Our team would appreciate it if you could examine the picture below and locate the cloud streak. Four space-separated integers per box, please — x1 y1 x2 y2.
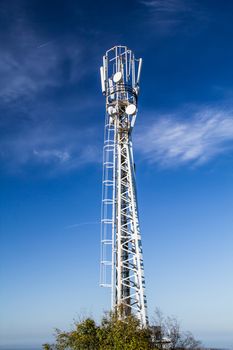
135 107 233 167
0 117 101 175
65 221 100 229
0 34 85 104
140 0 191 12
139 0 206 34
0 7 102 176
0 2 90 106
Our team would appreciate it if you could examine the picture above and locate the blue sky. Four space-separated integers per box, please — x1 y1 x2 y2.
0 0 233 348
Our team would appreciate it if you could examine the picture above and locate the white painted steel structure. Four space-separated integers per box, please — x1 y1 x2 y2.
100 46 148 327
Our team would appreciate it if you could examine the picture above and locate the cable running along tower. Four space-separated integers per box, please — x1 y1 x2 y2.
100 46 148 326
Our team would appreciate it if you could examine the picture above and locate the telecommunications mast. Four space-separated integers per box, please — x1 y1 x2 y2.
100 46 148 326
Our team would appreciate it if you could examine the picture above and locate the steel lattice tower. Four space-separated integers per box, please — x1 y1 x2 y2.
100 46 148 326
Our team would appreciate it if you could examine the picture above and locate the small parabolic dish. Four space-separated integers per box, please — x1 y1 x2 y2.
107 106 116 115
113 71 122 83
126 104 137 115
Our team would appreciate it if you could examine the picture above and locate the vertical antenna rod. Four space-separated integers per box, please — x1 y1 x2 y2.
100 45 148 326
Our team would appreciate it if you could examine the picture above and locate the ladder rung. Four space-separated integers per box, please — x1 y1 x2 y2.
100 283 112 288
101 260 112 265
103 199 113 203
101 219 113 223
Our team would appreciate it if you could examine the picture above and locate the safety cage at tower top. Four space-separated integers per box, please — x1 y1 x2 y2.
100 46 142 116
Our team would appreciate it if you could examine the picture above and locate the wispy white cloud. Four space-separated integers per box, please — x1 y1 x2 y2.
0 5 88 105
0 8 101 175
0 114 101 174
33 149 71 163
135 107 233 167
0 36 85 103
0 49 58 103
140 0 190 13
139 0 206 34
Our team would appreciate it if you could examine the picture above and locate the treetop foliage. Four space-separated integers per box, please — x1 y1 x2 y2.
43 309 202 350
